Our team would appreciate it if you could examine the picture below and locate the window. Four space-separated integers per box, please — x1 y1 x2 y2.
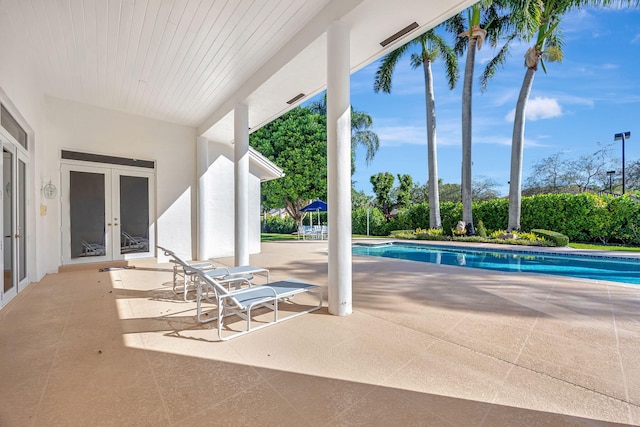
1 105 27 149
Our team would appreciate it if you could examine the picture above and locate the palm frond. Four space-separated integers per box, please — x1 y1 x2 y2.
442 14 466 55
410 53 424 69
430 32 459 90
351 131 380 164
373 42 411 93
480 34 515 91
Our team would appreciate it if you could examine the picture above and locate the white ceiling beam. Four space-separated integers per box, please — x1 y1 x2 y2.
196 0 364 137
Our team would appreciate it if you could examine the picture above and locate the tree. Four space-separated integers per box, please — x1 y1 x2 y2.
506 0 638 230
373 27 459 229
626 160 640 192
439 183 462 203
523 145 618 195
250 107 327 225
566 144 615 192
524 152 570 194
472 177 501 201
396 174 414 209
352 189 374 209
447 0 514 232
409 182 429 204
351 109 380 165
370 172 395 218
308 94 380 169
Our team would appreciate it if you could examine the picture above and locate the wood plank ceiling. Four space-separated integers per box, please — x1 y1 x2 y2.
1 0 478 140
7 0 329 126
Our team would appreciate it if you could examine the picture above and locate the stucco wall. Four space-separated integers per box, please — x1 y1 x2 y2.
205 142 261 259
43 97 198 272
0 27 47 281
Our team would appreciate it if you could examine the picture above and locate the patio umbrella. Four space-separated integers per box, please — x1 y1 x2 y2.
300 200 327 226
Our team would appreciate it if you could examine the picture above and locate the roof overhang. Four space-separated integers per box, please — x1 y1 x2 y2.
0 0 477 143
199 0 477 144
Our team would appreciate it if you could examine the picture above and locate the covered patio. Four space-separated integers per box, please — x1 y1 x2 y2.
1 241 638 425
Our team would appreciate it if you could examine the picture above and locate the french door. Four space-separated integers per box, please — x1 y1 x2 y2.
1 144 28 305
61 164 155 265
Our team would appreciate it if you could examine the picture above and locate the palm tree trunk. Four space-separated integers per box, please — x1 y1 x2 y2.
508 67 536 231
423 59 441 228
461 37 476 226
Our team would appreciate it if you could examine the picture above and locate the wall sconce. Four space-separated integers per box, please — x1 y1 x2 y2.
42 178 57 199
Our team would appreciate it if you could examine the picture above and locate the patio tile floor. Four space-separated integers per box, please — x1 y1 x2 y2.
0 240 638 426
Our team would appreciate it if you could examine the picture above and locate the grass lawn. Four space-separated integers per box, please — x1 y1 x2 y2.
261 233 298 241
568 242 640 252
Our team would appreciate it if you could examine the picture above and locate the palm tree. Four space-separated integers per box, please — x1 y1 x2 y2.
506 0 639 230
351 109 379 165
308 95 380 167
447 0 514 232
373 28 458 229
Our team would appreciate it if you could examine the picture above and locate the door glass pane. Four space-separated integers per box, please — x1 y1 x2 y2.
70 171 105 258
3 149 13 293
18 159 26 281
119 175 149 254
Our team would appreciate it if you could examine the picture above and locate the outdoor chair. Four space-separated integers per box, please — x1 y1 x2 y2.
192 268 322 340
157 246 270 301
121 231 149 252
298 225 318 240
81 240 106 257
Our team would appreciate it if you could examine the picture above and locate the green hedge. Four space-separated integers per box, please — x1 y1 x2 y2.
531 229 569 246
352 193 640 245
263 215 297 234
352 207 388 236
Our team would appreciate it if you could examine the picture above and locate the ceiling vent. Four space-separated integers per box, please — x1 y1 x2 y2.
380 22 419 47
286 93 306 105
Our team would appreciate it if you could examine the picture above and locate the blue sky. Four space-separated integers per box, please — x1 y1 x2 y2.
307 6 640 197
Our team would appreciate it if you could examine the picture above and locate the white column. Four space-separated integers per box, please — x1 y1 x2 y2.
234 104 250 266
327 21 352 316
196 136 210 260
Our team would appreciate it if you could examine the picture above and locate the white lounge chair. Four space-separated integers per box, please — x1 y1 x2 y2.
157 246 270 301
192 269 322 340
81 240 106 257
121 231 149 252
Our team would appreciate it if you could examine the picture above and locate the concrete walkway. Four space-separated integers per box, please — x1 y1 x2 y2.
0 240 638 426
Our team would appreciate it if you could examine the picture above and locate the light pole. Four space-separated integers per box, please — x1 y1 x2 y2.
614 131 631 194
606 170 615 194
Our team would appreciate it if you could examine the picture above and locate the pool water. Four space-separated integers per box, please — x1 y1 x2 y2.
352 242 640 285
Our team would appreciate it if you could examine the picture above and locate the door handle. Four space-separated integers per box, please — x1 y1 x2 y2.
14 234 21 238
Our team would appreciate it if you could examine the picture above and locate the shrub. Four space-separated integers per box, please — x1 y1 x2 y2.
263 215 296 234
473 199 508 231
475 220 487 238
389 229 416 239
531 229 569 246
606 195 640 245
400 203 430 230
352 207 388 236
349 192 640 244
441 215 455 237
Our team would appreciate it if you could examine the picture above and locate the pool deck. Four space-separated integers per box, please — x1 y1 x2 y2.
1 239 639 426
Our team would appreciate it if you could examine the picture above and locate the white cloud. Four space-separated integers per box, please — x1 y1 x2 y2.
504 97 563 122
632 33 640 44
376 125 426 147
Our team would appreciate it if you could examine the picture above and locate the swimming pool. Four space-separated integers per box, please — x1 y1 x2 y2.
352 242 640 285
